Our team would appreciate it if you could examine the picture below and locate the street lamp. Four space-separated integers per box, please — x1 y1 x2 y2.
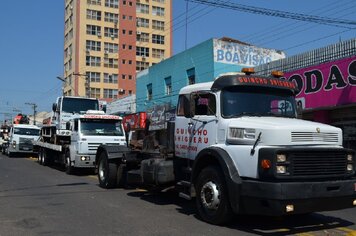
56 76 65 95
73 72 90 98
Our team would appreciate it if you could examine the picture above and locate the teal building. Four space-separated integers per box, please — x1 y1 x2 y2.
136 37 285 113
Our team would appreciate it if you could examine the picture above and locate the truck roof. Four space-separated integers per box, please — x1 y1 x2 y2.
179 73 298 95
12 124 40 129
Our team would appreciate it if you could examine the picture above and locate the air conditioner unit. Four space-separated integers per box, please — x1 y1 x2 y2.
142 56 146 61
104 50 109 54
137 31 141 35
110 34 115 39
118 88 124 93
97 32 101 37
86 49 90 54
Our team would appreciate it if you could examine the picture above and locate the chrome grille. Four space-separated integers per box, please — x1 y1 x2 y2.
290 151 347 177
291 132 338 143
88 143 119 151
19 137 33 151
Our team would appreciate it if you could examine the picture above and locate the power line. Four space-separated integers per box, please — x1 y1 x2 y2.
186 0 356 27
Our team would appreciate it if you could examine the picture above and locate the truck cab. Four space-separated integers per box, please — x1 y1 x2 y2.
6 124 40 157
51 96 100 138
174 71 355 223
59 110 126 174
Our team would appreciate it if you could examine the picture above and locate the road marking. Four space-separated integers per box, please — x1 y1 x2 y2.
88 175 97 179
296 233 314 236
338 227 356 235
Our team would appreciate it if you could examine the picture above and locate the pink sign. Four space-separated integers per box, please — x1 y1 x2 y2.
283 56 356 109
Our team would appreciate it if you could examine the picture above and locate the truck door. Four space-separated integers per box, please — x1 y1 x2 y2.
188 92 217 160
174 92 217 160
69 119 79 158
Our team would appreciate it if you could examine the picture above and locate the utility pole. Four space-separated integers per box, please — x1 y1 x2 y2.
73 73 90 98
25 102 37 125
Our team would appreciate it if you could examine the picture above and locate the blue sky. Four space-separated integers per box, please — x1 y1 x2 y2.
0 0 355 121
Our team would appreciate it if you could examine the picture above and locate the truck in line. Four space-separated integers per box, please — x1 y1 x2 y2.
5 124 40 157
95 69 356 225
33 96 126 174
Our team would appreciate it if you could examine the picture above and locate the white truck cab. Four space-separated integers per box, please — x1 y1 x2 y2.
66 111 126 171
7 124 40 157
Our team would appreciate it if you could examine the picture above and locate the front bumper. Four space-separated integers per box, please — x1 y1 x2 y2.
73 154 96 168
237 179 356 215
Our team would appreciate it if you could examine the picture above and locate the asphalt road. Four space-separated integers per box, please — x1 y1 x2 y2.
0 153 356 236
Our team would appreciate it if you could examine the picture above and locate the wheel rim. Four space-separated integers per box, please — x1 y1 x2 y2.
66 157 71 168
98 158 106 182
200 181 220 210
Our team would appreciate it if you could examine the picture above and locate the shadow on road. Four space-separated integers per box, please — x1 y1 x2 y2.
127 189 354 235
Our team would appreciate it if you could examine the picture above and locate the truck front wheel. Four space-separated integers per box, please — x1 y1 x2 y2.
98 152 117 189
65 150 75 175
195 166 233 225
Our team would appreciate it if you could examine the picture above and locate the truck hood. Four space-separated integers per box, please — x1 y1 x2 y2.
228 117 342 146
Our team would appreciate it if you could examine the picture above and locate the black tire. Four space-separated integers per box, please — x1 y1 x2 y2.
8 151 13 157
42 149 49 166
38 148 43 164
195 166 233 225
98 152 118 189
65 149 75 175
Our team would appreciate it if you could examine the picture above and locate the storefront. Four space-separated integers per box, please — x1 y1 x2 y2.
283 56 356 150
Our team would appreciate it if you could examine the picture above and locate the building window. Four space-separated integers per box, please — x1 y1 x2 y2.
86 40 101 51
152 48 164 59
136 3 149 14
147 83 152 101
152 20 164 31
104 89 118 99
152 34 165 44
87 0 101 5
122 74 126 80
104 58 118 68
153 0 165 3
104 73 118 83
86 56 101 67
86 25 101 36
152 6 165 16
165 77 172 95
104 12 119 23
137 32 149 42
86 9 101 21
105 0 118 8
90 88 101 99
104 42 118 53
187 68 196 85
136 47 149 57
136 17 149 28
104 27 118 38
136 61 149 71
86 72 101 82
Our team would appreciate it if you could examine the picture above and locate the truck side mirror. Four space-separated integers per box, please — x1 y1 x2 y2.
52 103 57 112
66 122 71 130
296 101 303 119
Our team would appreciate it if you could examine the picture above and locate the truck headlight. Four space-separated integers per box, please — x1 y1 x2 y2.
347 154 353 162
347 153 354 173
276 154 287 163
227 128 256 144
347 164 353 171
276 165 287 174
276 153 290 175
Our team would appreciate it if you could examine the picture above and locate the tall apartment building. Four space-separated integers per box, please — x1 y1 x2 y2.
63 0 172 101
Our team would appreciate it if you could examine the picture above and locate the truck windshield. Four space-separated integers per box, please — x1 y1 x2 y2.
80 119 124 136
221 86 297 118
62 97 99 113
14 128 40 136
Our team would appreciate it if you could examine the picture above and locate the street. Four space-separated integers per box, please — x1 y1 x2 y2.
0 153 355 236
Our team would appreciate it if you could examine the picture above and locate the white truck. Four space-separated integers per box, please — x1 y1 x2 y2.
95 69 356 225
34 96 126 174
6 124 40 157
